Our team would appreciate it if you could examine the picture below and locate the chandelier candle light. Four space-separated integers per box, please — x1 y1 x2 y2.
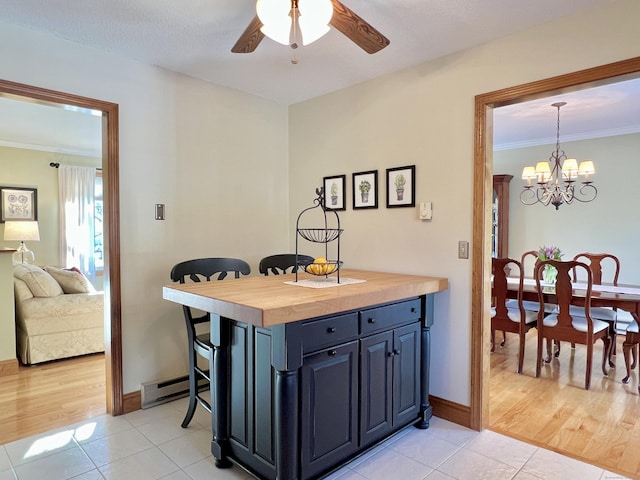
520 102 597 210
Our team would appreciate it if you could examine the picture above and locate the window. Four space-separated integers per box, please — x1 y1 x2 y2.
94 172 103 271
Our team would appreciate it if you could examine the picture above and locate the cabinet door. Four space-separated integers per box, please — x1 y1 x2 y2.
392 322 421 427
300 341 358 479
359 330 393 446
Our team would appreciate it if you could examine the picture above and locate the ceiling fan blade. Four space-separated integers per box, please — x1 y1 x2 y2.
231 15 265 53
329 0 390 54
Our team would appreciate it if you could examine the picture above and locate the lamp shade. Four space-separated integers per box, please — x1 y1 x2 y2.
298 0 333 45
257 0 333 46
578 160 595 175
535 161 551 182
257 0 292 45
4 221 40 241
561 158 578 180
521 166 536 180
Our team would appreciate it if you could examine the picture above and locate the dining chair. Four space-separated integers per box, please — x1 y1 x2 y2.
519 250 558 313
170 257 251 428
258 253 314 275
571 252 624 359
491 257 538 374
501 250 555 349
534 259 611 390
622 318 639 393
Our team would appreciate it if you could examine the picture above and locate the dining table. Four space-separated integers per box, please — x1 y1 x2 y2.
506 276 640 383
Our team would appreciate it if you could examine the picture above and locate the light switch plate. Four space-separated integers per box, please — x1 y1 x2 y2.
458 241 469 259
155 204 165 220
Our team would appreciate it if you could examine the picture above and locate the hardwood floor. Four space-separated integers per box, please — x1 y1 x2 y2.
490 330 640 479
0 353 106 445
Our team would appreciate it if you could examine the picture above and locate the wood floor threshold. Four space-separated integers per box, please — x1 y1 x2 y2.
488 425 630 479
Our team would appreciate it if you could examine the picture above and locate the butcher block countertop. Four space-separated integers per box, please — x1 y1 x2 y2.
163 268 448 327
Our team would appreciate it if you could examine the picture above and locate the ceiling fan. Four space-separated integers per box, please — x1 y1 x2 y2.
231 0 390 54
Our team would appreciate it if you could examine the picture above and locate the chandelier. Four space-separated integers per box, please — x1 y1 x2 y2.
520 102 597 210
256 0 333 48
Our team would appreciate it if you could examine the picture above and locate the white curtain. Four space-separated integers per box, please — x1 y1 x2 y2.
58 165 96 283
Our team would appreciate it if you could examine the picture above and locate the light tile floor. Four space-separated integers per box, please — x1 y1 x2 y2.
0 397 631 480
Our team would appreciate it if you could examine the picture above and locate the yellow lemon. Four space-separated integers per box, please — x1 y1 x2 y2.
314 257 328 275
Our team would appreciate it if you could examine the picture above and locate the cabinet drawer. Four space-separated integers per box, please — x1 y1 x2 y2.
360 298 422 335
302 313 359 353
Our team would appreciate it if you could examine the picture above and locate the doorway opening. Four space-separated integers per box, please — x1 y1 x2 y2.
0 79 123 418
470 57 640 474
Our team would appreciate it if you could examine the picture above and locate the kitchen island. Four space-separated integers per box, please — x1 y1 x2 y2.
163 269 448 480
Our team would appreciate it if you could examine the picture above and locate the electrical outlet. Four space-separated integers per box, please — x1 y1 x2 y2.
458 241 469 259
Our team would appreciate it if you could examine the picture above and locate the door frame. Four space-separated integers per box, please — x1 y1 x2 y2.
0 79 123 415
470 56 640 430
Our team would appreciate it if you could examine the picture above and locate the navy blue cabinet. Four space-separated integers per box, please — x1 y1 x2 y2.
215 296 432 480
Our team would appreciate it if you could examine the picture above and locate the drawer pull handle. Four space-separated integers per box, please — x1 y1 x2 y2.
411 307 416 313
388 349 400 357
368 318 375 324
327 327 336 333
328 350 337 356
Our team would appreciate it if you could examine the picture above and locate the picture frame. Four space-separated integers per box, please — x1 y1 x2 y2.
323 174 346 211
386 165 415 208
352 170 378 210
1 186 38 222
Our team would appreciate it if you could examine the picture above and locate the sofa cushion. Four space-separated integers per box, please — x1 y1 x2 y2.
13 264 63 298
13 278 34 302
44 266 96 294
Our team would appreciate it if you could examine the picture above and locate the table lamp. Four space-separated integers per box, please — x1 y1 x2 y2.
4 220 40 264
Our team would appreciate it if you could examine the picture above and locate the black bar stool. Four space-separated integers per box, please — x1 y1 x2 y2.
170 257 250 428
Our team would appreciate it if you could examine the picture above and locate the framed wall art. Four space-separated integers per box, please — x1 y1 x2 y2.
1 186 38 222
352 170 378 210
323 174 346 211
386 165 415 208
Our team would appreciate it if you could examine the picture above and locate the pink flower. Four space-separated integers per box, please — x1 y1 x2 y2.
538 245 562 261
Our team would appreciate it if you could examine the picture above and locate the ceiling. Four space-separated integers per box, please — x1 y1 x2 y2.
0 0 618 105
1 0 639 156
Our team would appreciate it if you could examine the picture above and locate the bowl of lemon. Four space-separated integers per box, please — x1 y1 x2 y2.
305 257 340 276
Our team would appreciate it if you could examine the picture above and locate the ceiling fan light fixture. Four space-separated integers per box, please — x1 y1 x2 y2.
298 0 333 45
256 0 333 47
257 0 292 45
299 19 330 46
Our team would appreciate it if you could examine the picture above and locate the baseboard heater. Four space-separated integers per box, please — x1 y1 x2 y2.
141 374 209 409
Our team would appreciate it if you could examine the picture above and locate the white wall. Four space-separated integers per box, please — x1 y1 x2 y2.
0 23 290 392
2 0 639 407
288 0 640 406
494 133 640 284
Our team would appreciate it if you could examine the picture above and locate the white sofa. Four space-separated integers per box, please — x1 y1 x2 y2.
13 264 104 365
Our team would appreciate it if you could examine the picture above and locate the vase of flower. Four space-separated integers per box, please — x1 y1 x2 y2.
538 245 562 285
542 265 557 285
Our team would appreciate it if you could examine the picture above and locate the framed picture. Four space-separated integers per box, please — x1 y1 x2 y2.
352 170 378 210
323 174 346 211
386 165 415 208
1 186 38 222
